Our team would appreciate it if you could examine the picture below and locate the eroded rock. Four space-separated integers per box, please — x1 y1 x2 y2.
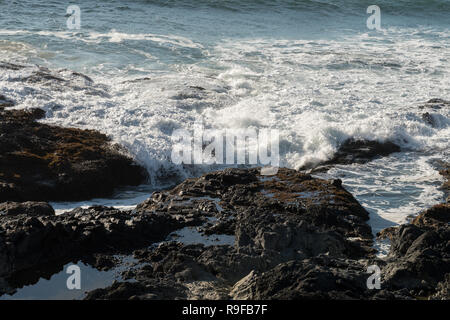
380 203 450 298
2 167 448 300
419 98 450 127
84 168 380 300
0 108 147 201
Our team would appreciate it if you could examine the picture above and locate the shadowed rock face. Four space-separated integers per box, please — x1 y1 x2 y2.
0 168 377 298
0 95 15 108
0 201 54 217
379 203 450 299
0 205 207 295
377 165 450 300
0 107 147 202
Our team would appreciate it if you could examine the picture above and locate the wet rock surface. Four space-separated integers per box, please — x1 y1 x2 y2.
379 203 449 298
0 94 15 108
323 138 400 166
0 201 55 217
419 98 450 128
439 163 449 203
79 168 444 300
0 167 448 299
377 163 450 299
301 138 400 172
0 107 147 202
0 204 207 295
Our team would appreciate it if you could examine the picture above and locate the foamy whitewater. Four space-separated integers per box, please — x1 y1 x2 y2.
0 1 449 250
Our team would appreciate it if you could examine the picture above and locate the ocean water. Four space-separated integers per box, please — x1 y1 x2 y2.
0 0 449 237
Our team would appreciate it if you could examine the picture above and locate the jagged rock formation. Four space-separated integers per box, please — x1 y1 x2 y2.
0 107 147 202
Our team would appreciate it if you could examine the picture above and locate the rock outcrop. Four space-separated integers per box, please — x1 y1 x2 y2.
0 201 55 217
440 163 449 203
0 167 448 299
0 204 207 295
377 161 450 299
379 203 449 298
0 94 15 108
0 107 147 202
324 139 400 166
301 138 400 172
79 168 402 300
419 98 450 128
0 168 377 298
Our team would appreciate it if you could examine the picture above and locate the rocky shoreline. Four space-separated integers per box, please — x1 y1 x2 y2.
0 165 448 299
0 107 147 201
0 93 448 299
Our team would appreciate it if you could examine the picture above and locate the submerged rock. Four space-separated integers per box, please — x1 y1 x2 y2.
0 108 147 202
0 62 26 71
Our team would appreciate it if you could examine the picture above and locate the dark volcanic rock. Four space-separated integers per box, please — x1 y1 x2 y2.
84 168 381 300
0 201 54 217
378 162 450 299
2 167 447 300
84 168 450 300
419 98 450 127
0 108 147 202
301 138 400 172
439 163 449 203
230 258 373 300
418 98 450 111
380 203 450 298
0 95 15 108
86 279 188 300
138 167 373 250
0 204 206 294
324 138 400 166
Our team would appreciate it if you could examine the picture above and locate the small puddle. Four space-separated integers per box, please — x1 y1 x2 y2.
167 227 235 246
0 255 138 300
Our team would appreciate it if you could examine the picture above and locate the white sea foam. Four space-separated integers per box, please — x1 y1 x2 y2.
0 29 204 49
0 28 448 232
